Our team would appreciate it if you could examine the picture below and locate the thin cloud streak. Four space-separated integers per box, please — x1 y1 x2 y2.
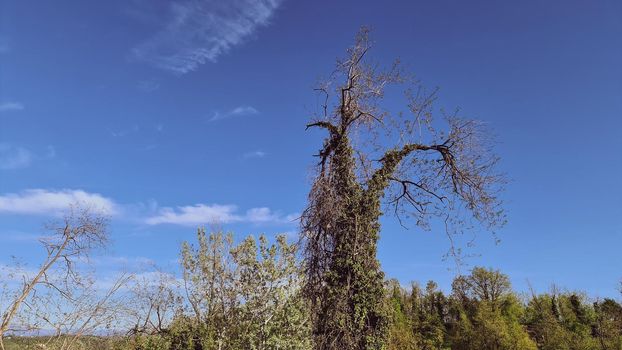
137 79 160 92
110 125 140 137
0 144 57 170
0 189 119 216
145 203 297 226
243 150 266 158
210 105 259 122
0 144 32 170
132 0 284 74
0 102 24 112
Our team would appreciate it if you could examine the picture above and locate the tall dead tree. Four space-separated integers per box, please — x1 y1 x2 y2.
301 28 505 350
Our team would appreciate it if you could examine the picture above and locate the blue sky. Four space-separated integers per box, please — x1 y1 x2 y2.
1 0 621 297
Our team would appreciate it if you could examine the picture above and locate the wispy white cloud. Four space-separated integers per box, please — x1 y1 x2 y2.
137 79 160 92
0 102 24 112
0 144 32 170
131 0 284 74
245 207 283 223
243 150 266 158
145 204 238 225
110 125 140 137
210 105 258 122
0 189 119 216
230 106 259 116
140 144 158 152
145 203 296 226
0 144 57 170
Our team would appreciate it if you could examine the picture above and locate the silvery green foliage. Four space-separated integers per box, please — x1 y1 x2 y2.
180 229 311 350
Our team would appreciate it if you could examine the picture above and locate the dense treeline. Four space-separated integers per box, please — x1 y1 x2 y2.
386 268 622 350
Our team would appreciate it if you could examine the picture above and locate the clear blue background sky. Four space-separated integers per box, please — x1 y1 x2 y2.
1 0 621 297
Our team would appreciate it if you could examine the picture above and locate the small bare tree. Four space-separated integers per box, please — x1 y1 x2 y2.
128 269 181 335
301 28 505 350
30 271 131 350
0 204 111 350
